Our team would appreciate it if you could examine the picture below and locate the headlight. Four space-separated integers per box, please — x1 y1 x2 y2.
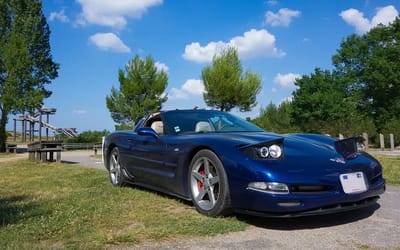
258 145 282 159
268 144 282 158
259 146 269 158
241 139 284 160
356 141 365 152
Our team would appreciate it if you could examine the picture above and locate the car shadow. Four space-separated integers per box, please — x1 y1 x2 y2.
235 203 380 230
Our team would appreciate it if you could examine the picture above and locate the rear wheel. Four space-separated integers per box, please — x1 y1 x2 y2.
189 149 231 217
108 147 125 186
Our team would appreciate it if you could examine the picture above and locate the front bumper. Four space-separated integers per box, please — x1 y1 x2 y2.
233 180 385 218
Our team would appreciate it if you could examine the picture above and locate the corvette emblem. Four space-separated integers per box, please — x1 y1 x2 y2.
330 157 346 164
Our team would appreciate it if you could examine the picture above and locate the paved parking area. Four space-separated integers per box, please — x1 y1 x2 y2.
61 150 105 169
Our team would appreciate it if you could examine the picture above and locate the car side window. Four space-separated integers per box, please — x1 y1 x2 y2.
150 121 164 135
141 113 164 135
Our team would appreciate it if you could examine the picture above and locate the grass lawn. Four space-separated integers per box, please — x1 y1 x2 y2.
374 154 400 185
0 160 246 249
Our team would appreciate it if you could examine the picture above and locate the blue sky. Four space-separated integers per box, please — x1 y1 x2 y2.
10 0 400 133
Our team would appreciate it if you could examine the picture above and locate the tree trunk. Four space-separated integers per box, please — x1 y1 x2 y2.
0 110 8 152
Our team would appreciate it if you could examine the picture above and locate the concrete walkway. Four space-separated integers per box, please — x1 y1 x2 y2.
61 150 105 170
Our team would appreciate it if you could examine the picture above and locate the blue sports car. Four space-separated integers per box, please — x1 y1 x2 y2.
103 109 385 217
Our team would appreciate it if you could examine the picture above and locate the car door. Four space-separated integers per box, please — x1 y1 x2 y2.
123 132 166 181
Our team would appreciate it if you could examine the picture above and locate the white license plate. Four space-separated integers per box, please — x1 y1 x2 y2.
340 172 368 194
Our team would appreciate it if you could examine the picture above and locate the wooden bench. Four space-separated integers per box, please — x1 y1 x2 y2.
6 144 17 153
28 141 63 163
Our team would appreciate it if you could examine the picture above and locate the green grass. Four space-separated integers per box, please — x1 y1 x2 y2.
374 154 400 185
0 153 13 158
0 160 246 249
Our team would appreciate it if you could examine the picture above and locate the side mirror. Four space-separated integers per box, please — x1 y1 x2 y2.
137 127 160 139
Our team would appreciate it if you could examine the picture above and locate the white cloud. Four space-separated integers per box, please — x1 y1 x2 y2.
169 79 204 100
76 0 163 29
49 10 69 23
273 73 301 89
89 33 131 53
265 8 301 27
183 29 285 63
340 5 398 34
155 62 169 74
182 41 226 63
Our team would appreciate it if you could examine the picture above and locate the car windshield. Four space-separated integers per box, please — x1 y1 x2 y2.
162 110 263 135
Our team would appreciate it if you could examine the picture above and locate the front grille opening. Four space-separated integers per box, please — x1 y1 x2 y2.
291 185 332 194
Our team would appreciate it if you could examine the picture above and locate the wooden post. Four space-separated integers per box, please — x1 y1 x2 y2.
46 113 49 140
13 118 16 142
390 134 395 151
39 112 42 142
22 118 26 142
362 132 369 151
379 133 385 150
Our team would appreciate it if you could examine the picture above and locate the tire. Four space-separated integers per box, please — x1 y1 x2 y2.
108 147 125 186
189 149 231 217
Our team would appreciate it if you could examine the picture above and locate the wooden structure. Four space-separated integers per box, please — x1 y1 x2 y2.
13 107 77 142
28 140 63 163
6 143 17 153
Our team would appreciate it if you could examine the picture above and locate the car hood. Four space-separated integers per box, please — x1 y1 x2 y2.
209 132 336 153
204 132 365 164
206 132 380 184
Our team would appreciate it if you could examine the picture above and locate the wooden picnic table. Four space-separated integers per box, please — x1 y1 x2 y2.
28 140 63 163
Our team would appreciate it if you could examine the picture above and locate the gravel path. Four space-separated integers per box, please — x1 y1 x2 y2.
45 151 400 249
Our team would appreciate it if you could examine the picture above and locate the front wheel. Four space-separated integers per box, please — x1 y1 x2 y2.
108 147 125 186
189 149 231 217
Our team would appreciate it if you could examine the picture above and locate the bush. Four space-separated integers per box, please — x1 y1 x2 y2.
65 130 110 143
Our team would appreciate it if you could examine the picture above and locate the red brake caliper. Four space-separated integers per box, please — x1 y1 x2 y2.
197 170 205 190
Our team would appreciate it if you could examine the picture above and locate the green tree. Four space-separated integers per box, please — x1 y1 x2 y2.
332 17 400 131
106 55 168 130
253 101 298 133
290 68 373 136
0 0 59 151
201 47 262 112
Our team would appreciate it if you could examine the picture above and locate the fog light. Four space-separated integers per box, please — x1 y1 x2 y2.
248 182 289 194
278 201 301 207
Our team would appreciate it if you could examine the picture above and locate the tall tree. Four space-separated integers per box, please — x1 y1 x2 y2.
0 0 59 151
290 68 375 136
201 47 261 112
332 17 400 131
106 55 168 130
